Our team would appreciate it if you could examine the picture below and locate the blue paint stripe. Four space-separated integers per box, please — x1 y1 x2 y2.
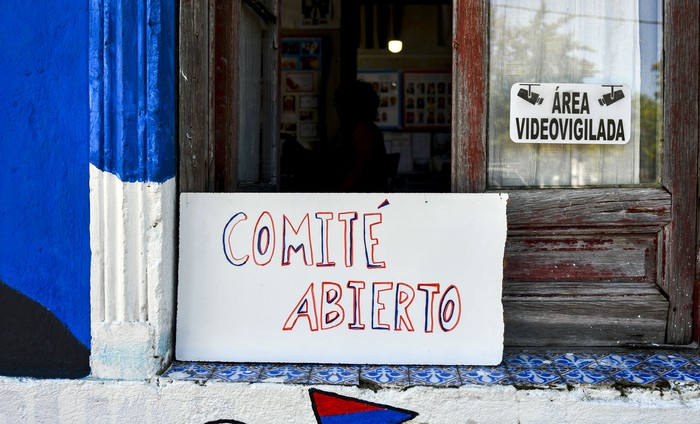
319 409 416 424
89 0 176 183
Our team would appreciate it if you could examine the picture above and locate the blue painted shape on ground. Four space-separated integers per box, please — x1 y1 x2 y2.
318 409 416 424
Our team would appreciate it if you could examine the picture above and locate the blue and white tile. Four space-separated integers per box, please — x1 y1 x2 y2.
645 354 689 369
361 366 409 386
635 362 671 376
310 365 360 385
510 368 563 386
688 353 700 367
662 364 700 383
504 353 551 368
612 368 659 385
209 363 264 383
161 361 213 381
409 366 461 386
560 368 611 385
459 366 511 385
260 364 312 384
596 354 642 369
551 353 597 369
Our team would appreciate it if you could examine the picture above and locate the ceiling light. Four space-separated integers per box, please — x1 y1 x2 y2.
388 39 403 54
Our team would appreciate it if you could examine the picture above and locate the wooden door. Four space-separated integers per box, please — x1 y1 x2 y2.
453 0 698 346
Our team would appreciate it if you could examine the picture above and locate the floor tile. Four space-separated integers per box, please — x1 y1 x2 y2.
409 366 461 386
662 365 700 383
596 354 642 369
560 368 611 385
645 354 689 369
309 365 359 385
551 353 597 369
504 353 550 368
611 368 659 385
459 366 511 385
360 365 409 386
209 363 264 383
159 351 700 389
510 368 562 386
259 364 312 384
161 361 213 381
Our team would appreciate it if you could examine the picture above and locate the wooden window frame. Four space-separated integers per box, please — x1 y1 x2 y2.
179 0 279 193
452 0 699 344
179 0 698 345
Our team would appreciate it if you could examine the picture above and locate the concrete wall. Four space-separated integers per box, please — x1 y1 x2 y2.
1 378 699 424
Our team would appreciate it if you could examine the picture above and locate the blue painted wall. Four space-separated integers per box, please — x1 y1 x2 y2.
0 0 91 355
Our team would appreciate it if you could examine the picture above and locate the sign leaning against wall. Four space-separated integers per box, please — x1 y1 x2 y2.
176 193 508 365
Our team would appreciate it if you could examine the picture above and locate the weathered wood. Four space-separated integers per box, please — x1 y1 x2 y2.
504 282 668 346
213 0 237 192
505 188 671 231
505 235 657 283
663 1 699 344
179 0 213 192
451 0 487 193
453 1 697 346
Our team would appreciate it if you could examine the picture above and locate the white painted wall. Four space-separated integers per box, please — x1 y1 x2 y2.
1 378 699 423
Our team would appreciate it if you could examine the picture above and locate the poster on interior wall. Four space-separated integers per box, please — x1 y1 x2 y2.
281 0 341 29
301 0 332 27
176 192 507 365
358 70 401 129
403 71 452 129
281 38 323 148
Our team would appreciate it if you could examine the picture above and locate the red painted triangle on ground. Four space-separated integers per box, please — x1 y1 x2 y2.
310 389 385 416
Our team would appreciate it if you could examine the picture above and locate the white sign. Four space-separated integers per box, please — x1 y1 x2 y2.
176 193 507 365
510 83 631 144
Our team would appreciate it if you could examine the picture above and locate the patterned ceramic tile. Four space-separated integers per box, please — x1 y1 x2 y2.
309 365 360 385
612 368 659 385
663 365 700 383
688 353 700 367
635 362 671 376
510 368 562 386
161 361 213 381
259 364 312 384
209 363 264 383
459 366 511 385
504 353 550 368
551 353 597 369
409 366 461 386
645 354 689 369
160 351 700 388
596 354 642 369
560 368 611 385
360 366 409 386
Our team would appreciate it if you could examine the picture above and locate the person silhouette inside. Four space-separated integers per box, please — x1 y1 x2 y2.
327 80 388 192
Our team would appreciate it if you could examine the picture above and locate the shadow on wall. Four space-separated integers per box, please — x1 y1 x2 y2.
0 281 89 378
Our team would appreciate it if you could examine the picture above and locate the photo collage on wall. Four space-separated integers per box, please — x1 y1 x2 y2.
281 38 322 148
357 71 401 130
356 70 452 176
403 71 452 129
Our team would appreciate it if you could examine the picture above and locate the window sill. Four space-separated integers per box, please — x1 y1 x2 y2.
160 349 700 389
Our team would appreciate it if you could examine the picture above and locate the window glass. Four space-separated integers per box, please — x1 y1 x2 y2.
488 0 662 187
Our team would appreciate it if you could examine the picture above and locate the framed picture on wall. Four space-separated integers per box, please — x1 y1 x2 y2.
403 71 451 130
281 38 323 147
357 70 402 130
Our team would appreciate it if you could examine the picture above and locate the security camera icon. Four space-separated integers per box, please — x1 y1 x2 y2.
517 84 544 105
599 85 625 106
